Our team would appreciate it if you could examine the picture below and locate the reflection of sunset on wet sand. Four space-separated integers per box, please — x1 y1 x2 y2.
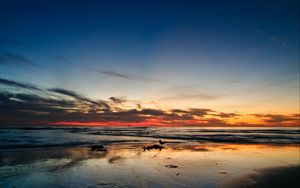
0 126 299 187
1 141 299 188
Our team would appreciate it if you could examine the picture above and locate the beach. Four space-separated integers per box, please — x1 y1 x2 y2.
0 127 299 188
220 165 300 188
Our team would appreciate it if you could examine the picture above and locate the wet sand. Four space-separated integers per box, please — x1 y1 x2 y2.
220 165 300 188
0 142 299 188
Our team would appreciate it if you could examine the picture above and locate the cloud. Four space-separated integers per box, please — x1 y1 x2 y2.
139 108 166 116
109 97 127 104
49 88 89 101
216 8 297 52
48 88 111 111
213 112 240 118
0 80 237 126
99 70 130 79
0 77 40 90
0 52 38 67
0 78 298 127
171 109 189 113
56 56 72 63
0 92 75 123
0 79 112 124
171 108 212 116
98 69 159 82
0 84 209 125
163 93 221 101
202 118 228 126
255 29 296 51
188 108 213 116
251 114 300 125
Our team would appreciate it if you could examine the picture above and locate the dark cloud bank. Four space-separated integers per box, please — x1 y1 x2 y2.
0 77 299 126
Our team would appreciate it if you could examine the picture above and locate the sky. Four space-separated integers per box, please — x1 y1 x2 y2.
0 0 299 126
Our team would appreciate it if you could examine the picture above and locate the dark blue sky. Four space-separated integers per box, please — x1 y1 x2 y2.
0 0 299 115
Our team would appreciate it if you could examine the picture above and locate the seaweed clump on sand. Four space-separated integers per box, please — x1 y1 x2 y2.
143 144 164 151
165 165 178 168
90 145 107 152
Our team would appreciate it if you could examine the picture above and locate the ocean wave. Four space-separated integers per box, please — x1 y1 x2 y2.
0 126 299 149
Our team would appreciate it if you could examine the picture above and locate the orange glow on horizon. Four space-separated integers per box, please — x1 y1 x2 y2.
50 119 300 127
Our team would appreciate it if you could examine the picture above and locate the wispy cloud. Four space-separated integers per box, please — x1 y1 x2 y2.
99 70 130 79
251 114 300 124
109 97 127 104
56 56 73 64
216 8 297 52
163 93 221 101
0 52 38 67
49 88 90 102
0 77 40 90
48 88 111 111
98 69 159 82
213 112 240 118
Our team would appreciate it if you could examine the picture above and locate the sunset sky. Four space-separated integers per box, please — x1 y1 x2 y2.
0 0 299 126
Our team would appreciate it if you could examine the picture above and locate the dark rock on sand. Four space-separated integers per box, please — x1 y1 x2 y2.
165 164 178 168
90 145 107 152
159 139 166 145
143 144 164 151
219 171 228 174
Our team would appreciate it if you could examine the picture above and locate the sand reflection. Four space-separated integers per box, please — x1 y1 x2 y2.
0 143 299 188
